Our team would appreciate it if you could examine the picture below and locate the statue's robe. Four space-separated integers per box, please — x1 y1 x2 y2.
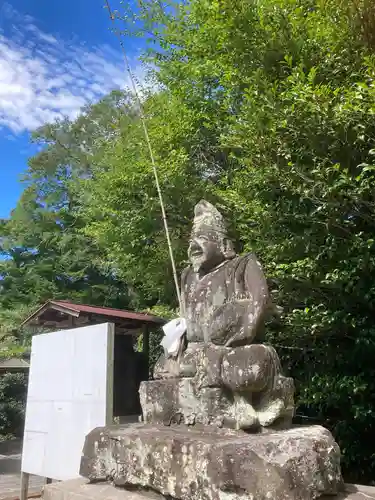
155 253 294 429
181 253 269 347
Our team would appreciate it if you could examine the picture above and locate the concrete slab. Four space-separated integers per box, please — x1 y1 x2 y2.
43 480 161 500
325 484 375 499
44 479 375 500
0 473 44 500
0 439 44 500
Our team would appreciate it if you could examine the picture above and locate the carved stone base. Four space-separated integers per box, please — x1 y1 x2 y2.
139 378 233 427
80 423 343 500
139 378 293 430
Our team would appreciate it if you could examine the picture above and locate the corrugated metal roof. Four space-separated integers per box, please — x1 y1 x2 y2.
0 358 29 370
21 300 166 327
52 301 166 324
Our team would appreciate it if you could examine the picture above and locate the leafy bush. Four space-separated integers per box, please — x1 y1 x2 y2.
0 372 28 439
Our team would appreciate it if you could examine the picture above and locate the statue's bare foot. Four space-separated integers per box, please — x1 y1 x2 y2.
257 399 285 427
154 355 181 379
233 394 259 430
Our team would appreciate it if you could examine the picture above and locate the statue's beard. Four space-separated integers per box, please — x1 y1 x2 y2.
192 258 204 273
191 253 225 275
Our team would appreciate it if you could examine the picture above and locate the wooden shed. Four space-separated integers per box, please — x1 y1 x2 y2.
21 300 166 420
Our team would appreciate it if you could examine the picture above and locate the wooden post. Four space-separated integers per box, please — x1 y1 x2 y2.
20 472 30 500
143 325 150 379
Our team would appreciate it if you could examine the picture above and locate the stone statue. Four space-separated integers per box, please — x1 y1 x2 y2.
80 200 344 500
148 200 294 430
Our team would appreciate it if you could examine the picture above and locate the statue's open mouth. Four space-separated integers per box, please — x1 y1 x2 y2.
190 249 203 257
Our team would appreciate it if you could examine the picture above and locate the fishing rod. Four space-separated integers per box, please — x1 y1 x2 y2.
104 0 181 309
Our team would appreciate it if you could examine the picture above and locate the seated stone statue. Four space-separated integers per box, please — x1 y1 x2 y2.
81 200 343 500
146 200 294 431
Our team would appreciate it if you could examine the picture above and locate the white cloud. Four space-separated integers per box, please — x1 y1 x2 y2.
0 3 145 134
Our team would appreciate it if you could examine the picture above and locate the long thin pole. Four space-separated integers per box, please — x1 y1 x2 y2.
104 0 181 309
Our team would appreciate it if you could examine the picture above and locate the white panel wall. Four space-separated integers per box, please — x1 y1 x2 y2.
21 323 114 481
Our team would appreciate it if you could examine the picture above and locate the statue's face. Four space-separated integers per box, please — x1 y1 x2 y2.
188 231 225 274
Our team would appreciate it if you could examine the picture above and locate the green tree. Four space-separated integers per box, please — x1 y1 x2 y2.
2 0 375 482
0 93 137 440
106 0 375 481
80 90 218 308
0 92 135 349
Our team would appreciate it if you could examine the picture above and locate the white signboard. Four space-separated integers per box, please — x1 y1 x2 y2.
21 323 114 481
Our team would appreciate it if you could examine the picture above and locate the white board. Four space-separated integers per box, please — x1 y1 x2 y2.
21 323 114 481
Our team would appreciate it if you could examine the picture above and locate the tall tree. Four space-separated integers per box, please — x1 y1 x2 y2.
2 0 375 482
80 90 220 308
0 92 134 323
86 0 375 481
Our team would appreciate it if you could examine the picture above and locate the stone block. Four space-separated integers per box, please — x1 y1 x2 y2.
80 423 343 500
139 379 179 424
42 479 375 500
140 378 232 426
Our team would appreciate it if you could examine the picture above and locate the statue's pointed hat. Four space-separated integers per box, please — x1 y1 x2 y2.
192 200 228 236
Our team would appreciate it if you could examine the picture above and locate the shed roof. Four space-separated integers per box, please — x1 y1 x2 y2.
21 300 166 332
0 358 30 370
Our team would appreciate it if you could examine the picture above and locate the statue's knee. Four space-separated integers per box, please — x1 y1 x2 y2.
221 345 271 392
193 344 226 389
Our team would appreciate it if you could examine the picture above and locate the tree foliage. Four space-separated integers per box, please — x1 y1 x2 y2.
0 94 132 318
0 373 28 440
116 0 375 481
1 0 375 483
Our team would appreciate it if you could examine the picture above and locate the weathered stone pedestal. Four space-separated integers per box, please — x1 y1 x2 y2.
80 423 343 500
60 201 350 500
139 376 295 430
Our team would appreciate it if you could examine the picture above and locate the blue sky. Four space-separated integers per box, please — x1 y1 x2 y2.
0 0 143 218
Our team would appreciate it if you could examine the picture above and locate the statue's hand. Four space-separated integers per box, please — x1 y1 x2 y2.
209 300 253 346
178 343 198 377
153 353 181 379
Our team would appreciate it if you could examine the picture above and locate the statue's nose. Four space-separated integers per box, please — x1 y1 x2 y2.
189 241 197 252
